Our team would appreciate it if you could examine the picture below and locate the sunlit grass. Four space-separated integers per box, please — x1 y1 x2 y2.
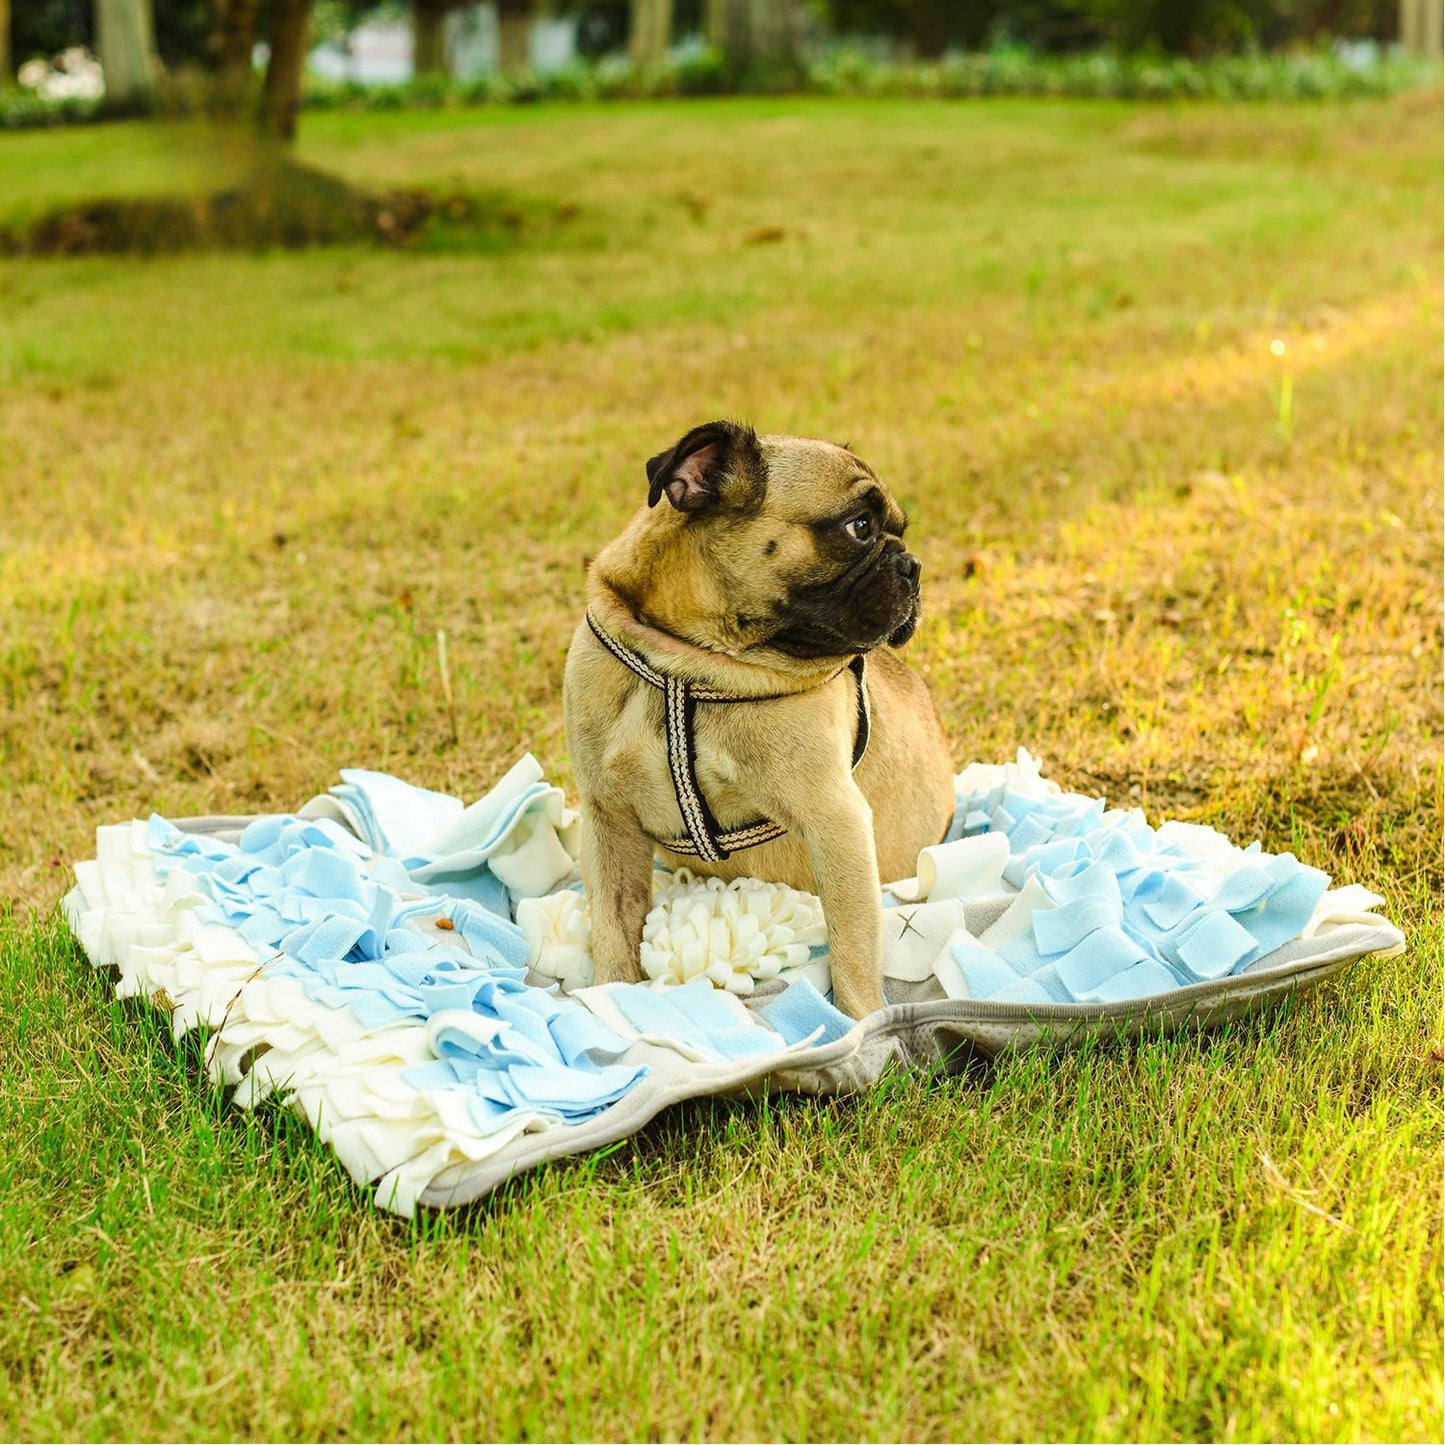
0 95 1439 1440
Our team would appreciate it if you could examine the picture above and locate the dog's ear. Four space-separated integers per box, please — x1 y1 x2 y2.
646 421 765 513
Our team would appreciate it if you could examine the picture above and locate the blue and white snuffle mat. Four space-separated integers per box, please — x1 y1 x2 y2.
64 750 1404 1216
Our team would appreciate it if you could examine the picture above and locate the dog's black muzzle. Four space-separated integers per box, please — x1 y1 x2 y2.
769 541 924 657
885 547 922 647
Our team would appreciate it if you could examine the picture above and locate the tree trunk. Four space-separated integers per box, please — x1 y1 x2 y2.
0 0 11 82
705 0 800 70
260 0 310 142
704 0 741 61
413 0 448 77
497 0 532 71
210 0 259 119
906 0 949 60
629 0 672 67
95 0 159 112
1400 0 1443 55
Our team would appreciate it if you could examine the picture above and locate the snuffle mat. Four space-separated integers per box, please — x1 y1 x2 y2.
63 750 1404 1216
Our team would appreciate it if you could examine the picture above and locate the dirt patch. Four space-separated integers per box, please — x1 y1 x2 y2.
0 159 525 256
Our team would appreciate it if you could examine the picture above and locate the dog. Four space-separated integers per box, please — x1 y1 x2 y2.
563 421 956 1019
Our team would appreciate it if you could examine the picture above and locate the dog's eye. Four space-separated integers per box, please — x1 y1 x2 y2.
846 515 873 542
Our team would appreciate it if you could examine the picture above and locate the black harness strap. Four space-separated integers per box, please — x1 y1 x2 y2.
586 609 871 862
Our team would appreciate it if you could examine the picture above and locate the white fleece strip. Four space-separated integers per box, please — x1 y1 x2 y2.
1303 884 1406 953
64 821 261 1038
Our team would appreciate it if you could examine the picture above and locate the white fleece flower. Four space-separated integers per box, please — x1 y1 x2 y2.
520 868 827 995
639 869 826 994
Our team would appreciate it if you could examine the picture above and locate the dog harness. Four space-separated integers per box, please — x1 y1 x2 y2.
586 610 871 863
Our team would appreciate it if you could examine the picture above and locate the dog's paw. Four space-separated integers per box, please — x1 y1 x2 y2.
590 951 644 987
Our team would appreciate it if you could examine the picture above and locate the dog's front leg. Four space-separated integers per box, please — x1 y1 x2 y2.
579 800 655 985
795 788 887 1020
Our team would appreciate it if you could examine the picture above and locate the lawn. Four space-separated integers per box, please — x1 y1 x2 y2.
0 93 1440 1441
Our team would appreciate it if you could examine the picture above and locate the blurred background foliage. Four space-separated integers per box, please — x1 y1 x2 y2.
6 0 1415 72
821 0 1401 54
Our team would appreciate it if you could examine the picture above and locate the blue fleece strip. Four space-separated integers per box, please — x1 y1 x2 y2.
753 979 856 1048
611 981 782 1063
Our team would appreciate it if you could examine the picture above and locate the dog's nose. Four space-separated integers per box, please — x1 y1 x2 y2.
894 552 921 586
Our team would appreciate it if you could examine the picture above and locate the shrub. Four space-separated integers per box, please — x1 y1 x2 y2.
0 43 1437 131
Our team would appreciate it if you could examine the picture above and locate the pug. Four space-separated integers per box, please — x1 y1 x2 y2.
563 421 956 1020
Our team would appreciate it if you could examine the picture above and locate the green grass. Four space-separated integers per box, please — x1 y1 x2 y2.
0 95 1440 1440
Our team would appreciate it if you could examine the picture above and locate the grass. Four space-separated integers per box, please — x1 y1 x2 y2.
0 94 1440 1440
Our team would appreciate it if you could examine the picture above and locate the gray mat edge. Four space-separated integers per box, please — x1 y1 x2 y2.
415 923 1402 1209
